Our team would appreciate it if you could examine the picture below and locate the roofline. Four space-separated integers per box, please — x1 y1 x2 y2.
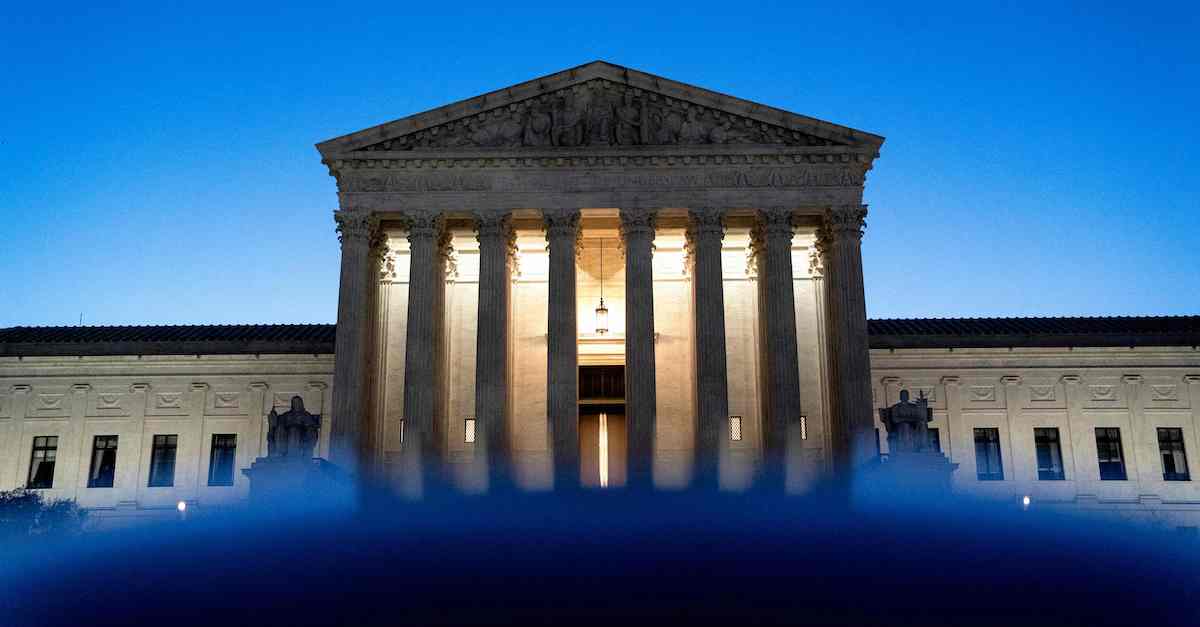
314 60 885 157
868 334 1200 350
0 340 336 358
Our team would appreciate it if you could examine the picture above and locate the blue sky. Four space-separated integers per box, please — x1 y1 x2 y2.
2 2 1197 326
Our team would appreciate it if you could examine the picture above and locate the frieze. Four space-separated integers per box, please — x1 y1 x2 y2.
341 167 863 194
355 79 841 152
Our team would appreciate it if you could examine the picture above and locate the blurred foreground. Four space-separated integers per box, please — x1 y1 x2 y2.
1 481 1198 626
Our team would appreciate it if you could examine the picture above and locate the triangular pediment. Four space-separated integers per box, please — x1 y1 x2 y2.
316 61 883 158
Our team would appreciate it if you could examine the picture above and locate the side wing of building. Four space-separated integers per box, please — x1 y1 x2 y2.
2 318 1199 526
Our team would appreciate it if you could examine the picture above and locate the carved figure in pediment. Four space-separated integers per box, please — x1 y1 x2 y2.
552 93 585 147
584 91 614 146
523 105 553 146
679 109 707 144
651 109 682 144
614 92 642 145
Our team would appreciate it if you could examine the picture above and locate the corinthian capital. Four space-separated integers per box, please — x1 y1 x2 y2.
618 208 657 241
822 204 868 239
686 207 726 241
755 207 796 241
403 210 446 243
334 210 380 245
542 208 580 241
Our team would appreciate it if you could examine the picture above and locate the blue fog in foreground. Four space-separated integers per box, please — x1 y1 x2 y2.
2 481 1198 625
2 3 1199 326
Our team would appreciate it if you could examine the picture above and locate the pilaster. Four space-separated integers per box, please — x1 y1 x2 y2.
188 383 209 501
1122 374 1144 484
126 383 149 505
1061 375 1083 482
248 383 270 461
939 376 960 460
1000 375 1022 482
2 386 31 489
67 384 91 500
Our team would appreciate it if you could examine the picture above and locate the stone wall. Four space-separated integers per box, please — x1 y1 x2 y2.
872 346 1200 525
0 354 334 519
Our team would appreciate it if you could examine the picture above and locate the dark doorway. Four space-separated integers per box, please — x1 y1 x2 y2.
579 365 626 488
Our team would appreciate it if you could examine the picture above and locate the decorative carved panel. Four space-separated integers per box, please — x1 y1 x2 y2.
37 394 64 410
96 393 122 409
357 79 840 152
214 392 241 409
1029 385 1057 402
1089 385 1117 401
1150 385 1179 402
913 386 937 403
968 386 996 402
155 392 184 409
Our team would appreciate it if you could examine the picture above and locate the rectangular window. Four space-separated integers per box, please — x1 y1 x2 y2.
927 428 942 453
974 428 1004 481
27 436 58 489
148 434 178 487
208 434 237 487
464 418 476 444
1095 428 1127 481
1158 427 1190 481
88 435 119 488
729 416 743 442
1034 428 1066 481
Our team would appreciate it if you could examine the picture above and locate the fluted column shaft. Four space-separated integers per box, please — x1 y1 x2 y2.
753 207 803 481
474 212 514 489
688 208 730 488
544 209 580 490
819 205 875 470
402 212 449 489
621 208 658 489
331 210 380 475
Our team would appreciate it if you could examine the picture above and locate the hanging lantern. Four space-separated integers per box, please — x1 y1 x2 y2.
595 297 609 336
595 239 609 335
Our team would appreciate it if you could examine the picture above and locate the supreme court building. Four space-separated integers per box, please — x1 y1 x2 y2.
3 62 1200 526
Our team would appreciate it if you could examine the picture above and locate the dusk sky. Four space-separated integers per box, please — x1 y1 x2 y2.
3 3 1197 327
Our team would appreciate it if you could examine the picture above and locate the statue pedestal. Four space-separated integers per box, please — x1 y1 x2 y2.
242 457 349 506
855 452 960 503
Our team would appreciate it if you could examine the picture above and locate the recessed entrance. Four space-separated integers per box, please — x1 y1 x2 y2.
579 365 626 488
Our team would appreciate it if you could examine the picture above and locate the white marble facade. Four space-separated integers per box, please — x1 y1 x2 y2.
3 61 1197 527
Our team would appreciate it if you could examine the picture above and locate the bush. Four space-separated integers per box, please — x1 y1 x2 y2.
0 489 87 540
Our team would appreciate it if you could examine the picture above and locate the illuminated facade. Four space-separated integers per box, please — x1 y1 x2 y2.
1 62 1198 527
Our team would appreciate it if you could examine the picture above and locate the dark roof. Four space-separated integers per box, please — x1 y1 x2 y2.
0 325 336 357
1 316 1197 357
868 316 1200 349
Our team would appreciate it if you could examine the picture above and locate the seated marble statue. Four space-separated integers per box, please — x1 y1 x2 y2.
267 396 321 460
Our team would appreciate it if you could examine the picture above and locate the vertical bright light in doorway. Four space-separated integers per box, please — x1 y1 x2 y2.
599 412 609 488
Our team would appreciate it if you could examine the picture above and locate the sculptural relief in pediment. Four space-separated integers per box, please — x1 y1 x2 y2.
358 79 843 152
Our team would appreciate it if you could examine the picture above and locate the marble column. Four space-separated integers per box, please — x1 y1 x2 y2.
401 212 450 491
751 207 803 482
474 212 515 490
331 210 381 475
620 208 658 489
818 204 875 471
687 207 730 488
544 209 580 490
